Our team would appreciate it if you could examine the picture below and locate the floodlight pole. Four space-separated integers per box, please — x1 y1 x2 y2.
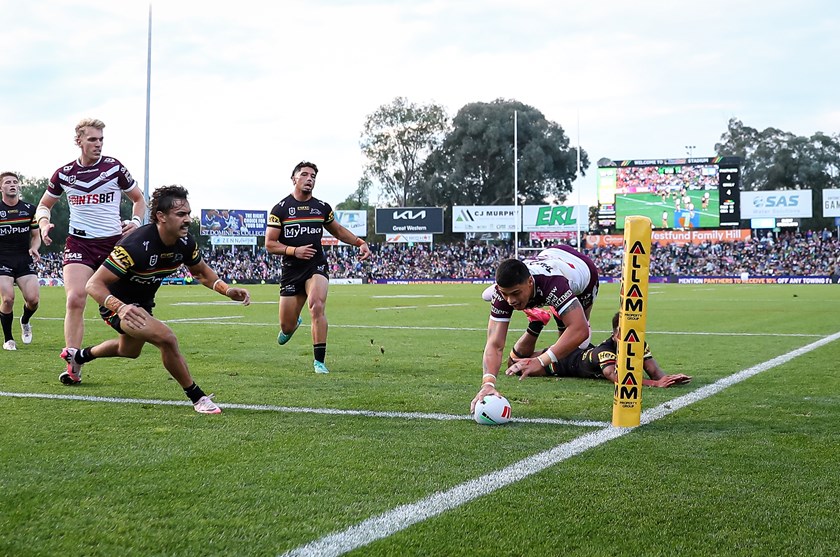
143 3 152 220
514 110 519 258
576 110 582 249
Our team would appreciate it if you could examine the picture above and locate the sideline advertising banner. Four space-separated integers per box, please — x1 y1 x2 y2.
522 205 589 232
200 209 267 236
585 228 752 248
823 189 840 217
452 206 519 232
385 233 433 243
740 190 812 219
375 207 444 235
323 210 368 243
210 236 257 246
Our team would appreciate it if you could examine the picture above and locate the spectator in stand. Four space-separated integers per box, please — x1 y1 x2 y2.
27 232 836 284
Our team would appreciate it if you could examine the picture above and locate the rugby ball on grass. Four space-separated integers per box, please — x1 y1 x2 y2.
474 394 512 425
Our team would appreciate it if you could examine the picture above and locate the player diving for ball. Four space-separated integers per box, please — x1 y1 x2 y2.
505 311 692 387
471 245 599 414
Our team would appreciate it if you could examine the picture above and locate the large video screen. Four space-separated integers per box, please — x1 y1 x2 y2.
603 157 740 230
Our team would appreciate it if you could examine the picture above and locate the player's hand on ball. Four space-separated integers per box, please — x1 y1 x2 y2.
228 288 251 306
470 382 500 414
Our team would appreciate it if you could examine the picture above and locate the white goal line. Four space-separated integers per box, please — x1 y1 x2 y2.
0 391 609 428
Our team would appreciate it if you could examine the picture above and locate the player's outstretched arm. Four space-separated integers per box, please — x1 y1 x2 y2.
35 194 58 246
188 261 251 306
545 299 590 359
472 319 508 413
324 220 371 260
643 356 692 388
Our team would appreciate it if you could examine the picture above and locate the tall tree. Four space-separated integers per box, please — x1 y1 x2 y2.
416 99 586 207
715 118 840 192
360 97 449 207
716 118 840 228
336 176 372 210
715 118 762 189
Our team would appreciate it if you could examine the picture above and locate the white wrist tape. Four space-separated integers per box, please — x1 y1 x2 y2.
35 205 51 222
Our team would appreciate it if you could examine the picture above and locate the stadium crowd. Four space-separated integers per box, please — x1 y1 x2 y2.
32 229 839 283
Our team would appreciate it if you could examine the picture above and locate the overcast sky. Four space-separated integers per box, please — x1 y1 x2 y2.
2 0 838 212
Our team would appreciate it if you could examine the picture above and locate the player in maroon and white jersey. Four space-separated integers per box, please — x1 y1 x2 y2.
35 118 147 385
470 246 600 413
0 172 41 350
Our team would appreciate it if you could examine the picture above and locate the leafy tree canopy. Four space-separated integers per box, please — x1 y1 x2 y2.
416 98 587 208
360 97 449 206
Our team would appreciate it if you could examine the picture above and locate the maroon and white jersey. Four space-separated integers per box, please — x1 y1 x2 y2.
47 156 138 239
490 245 599 322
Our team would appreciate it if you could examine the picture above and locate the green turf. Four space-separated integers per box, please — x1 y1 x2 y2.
617 189 719 229
1 282 838 556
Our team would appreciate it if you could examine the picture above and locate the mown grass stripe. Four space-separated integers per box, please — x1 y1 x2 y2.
281 330 840 557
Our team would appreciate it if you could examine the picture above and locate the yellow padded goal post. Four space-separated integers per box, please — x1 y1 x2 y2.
612 216 653 427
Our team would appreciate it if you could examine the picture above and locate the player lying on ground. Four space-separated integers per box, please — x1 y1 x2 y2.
505 311 692 387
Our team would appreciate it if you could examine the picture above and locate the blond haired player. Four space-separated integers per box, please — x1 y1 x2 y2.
36 118 147 384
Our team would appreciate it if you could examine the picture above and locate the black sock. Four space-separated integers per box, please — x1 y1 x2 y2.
21 305 36 325
75 347 96 364
0 311 12 342
184 383 207 404
526 321 544 338
314 343 327 363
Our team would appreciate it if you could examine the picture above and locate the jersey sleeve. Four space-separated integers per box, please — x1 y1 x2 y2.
489 290 513 321
543 275 576 314
116 161 137 191
103 243 136 278
593 344 618 371
47 168 64 197
185 235 201 266
267 203 283 230
26 202 38 230
322 201 335 226
643 341 653 360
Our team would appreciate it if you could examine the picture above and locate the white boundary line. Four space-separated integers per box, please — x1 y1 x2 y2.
29 316 826 337
0 391 610 428
280 330 840 557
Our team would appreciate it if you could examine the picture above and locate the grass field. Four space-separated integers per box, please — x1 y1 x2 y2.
616 189 719 229
1 282 839 556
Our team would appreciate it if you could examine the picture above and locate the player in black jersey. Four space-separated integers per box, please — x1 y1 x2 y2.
506 312 692 387
266 162 371 374
64 186 251 414
0 172 41 350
